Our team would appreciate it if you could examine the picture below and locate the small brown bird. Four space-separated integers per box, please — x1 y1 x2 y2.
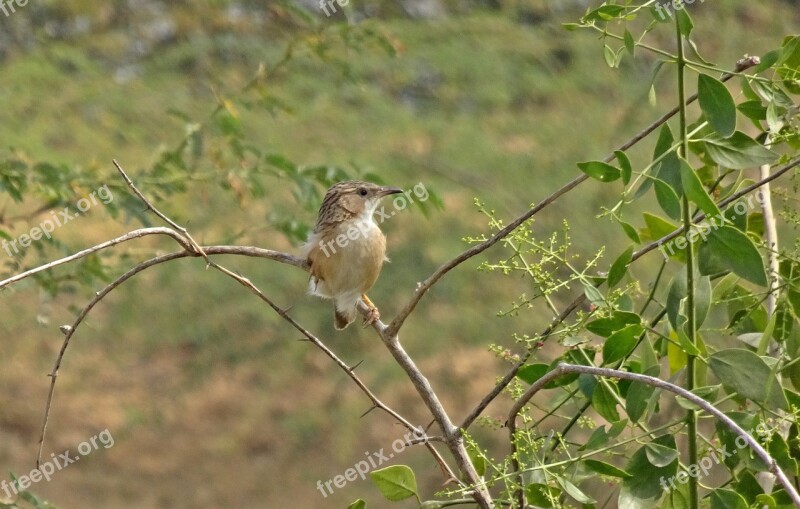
303 181 403 329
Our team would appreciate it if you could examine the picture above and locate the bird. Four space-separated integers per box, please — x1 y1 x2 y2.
303 180 403 329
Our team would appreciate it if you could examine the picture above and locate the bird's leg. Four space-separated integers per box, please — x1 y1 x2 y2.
361 293 380 327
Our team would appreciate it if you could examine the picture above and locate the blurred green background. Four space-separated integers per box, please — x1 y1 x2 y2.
0 1 798 507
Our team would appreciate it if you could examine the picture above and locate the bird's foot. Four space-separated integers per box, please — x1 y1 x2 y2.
361 293 380 327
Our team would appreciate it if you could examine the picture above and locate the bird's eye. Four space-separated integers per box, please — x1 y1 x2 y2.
358 187 368 197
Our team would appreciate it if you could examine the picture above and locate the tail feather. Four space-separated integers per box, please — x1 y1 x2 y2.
334 305 357 330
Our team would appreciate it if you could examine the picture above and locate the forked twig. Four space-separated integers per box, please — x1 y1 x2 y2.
112 160 209 263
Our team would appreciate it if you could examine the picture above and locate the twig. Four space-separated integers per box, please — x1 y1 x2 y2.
112 160 209 263
759 137 780 315
506 363 800 507
0 227 191 290
37 252 186 467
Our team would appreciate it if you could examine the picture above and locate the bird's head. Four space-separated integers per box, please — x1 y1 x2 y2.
316 180 403 227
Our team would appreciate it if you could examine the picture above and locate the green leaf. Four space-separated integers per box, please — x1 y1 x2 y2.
697 226 767 286
667 271 712 332
735 471 765 503
757 312 777 355
592 382 620 422
737 100 767 121
679 158 721 217
518 359 583 389
620 220 641 243
675 329 702 356
603 324 644 365
654 178 682 220
642 212 685 261
369 465 419 502
675 385 721 410
582 426 611 451
653 125 682 196
755 494 777 509
584 4 627 22
710 489 748 509
643 212 678 239
668 335 688 374
708 349 788 410
578 160 621 182
584 459 633 479
626 365 660 422
347 499 366 509
265 153 298 174
604 44 620 68
582 280 606 306
615 150 633 185
624 29 635 56
526 483 561 508
649 5 672 23
766 101 784 133
608 245 634 288
698 74 737 137
466 443 486 477
702 132 778 169
557 478 595 504
516 364 549 385
645 442 679 467
620 436 678 508
675 8 693 38
587 311 642 337
755 49 781 73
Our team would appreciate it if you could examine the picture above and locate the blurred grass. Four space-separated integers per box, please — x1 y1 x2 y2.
1 2 799 507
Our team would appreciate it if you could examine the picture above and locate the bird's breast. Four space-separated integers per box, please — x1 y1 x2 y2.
308 218 387 295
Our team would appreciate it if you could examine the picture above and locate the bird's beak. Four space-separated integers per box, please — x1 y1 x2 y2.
378 186 404 197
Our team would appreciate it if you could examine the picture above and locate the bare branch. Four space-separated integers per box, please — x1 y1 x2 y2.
369 316 493 507
0 227 191 290
506 363 800 507
759 140 780 318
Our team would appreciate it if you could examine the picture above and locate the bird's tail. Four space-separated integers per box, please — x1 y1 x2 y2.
334 305 357 330
333 294 359 330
